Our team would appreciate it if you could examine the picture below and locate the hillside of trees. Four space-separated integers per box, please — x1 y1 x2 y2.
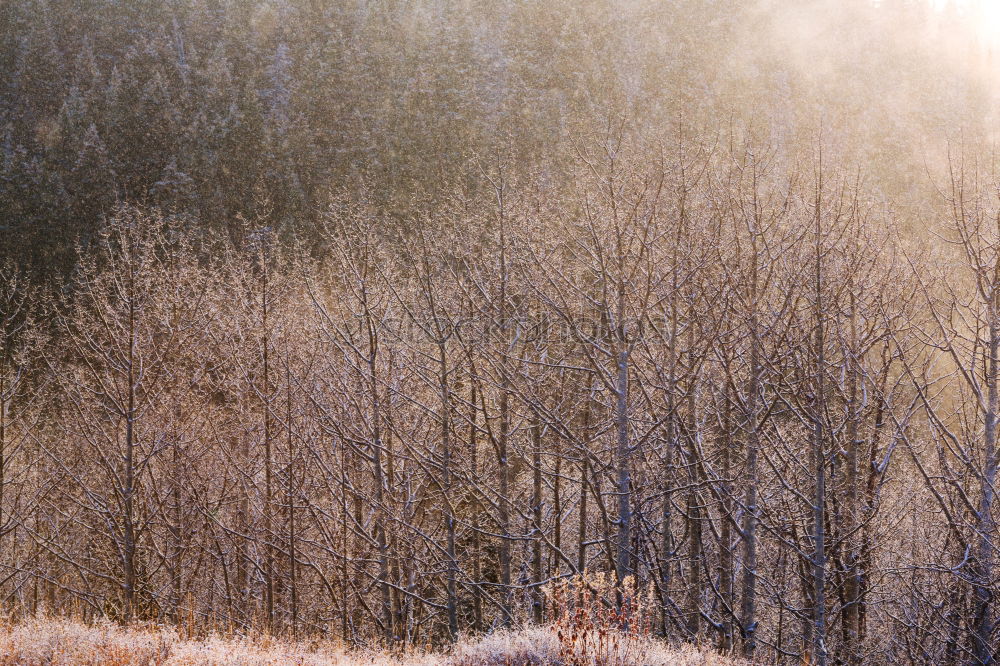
3 0 996 276
5 1 1000 664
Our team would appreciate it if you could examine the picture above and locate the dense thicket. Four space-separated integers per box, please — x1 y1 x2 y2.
6 1 1000 665
0 132 996 663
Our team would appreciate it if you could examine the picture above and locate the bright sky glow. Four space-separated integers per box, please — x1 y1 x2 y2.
931 0 1000 47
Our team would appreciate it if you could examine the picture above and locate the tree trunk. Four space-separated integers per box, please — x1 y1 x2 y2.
532 414 544 623
439 341 458 640
811 167 828 666
973 280 999 664
614 337 632 584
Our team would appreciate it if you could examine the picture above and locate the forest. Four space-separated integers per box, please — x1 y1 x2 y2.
4 0 1000 664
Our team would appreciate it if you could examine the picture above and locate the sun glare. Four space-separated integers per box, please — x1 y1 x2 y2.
983 3 1000 44
932 0 1000 47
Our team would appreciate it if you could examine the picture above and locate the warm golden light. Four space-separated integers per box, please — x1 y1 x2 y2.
7 1 1000 663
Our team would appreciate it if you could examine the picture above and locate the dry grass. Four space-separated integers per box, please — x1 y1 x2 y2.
0 617 431 666
0 615 742 665
452 626 742 665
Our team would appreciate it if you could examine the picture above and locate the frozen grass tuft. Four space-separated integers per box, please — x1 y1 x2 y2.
450 625 742 665
0 616 434 665
0 615 742 665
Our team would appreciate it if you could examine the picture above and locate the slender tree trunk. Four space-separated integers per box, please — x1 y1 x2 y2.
661 424 675 636
366 310 392 644
171 432 183 622
532 414 544 623
685 326 702 640
469 379 483 632
237 433 249 624
973 277 999 664
339 437 350 643
842 288 862 664
261 261 274 629
0 356 7 595
285 356 299 637
439 341 458 640
0 356 7 573
614 321 632 584
578 388 591 574
496 181 514 627
553 431 562 577
740 204 763 658
719 385 734 652
123 262 138 623
811 165 828 666
498 375 513 625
